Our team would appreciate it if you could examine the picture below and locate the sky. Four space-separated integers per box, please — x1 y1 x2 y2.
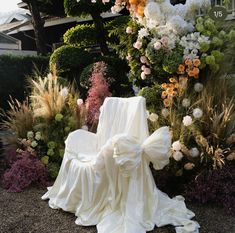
0 0 20 13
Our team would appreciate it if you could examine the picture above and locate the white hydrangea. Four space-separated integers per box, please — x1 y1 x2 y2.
172 140 182 151
148 113 159 122
173 151 183 161
190 147 200 158
194 83 204 92
193 108 203 119
182 115 193 126
138 28 149 39
182 98 191 108
144 2 163 28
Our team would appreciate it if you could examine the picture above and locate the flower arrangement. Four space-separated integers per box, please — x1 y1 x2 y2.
109 0 235 177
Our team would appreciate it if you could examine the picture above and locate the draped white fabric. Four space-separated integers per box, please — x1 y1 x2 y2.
42 96 200 233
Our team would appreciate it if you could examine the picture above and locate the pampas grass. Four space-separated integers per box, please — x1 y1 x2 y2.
30 73 68 120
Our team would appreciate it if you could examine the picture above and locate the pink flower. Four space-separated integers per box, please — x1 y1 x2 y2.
144 67 151 75
140 56 148 64
141 65 146 71
133 40 142 50
154 41 162 50
161 36 169 47
126 53 132 61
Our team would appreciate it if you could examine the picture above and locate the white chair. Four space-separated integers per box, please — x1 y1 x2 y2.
42 96 199 233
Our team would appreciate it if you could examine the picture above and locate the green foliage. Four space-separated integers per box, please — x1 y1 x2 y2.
64 0 113 17
63 24 97 47
49 45 93 81
0 55 49 111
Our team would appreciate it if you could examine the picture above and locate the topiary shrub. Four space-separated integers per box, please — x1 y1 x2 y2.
49 45 93 82
63 23 97 47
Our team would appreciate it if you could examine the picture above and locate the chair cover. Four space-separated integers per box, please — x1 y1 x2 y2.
42 96 200 233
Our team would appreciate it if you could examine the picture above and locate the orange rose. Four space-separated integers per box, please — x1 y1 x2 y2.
161 83 167 89
137 5 145 16
193 59 201 67
129 0 139 4
178 64 185 73
188 70 195 77
169 77 177 83
192 67 200 76
161 91 167 99
164 98 171 107
185 59 193 66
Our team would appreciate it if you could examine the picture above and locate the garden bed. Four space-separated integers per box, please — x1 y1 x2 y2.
0 185 234 233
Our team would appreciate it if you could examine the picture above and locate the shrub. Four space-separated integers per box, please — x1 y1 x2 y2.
0 55 49 111
184 164 235 214
63 24 97 47
49 45 93 82
3 150 48 192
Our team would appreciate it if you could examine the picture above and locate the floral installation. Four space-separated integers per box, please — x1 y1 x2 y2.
108 0 235 177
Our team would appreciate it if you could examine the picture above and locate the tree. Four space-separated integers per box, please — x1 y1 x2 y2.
64 0 114 55
22 0 47 55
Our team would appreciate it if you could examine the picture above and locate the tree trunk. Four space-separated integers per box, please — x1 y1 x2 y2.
90 11 109 56
25 0 47 55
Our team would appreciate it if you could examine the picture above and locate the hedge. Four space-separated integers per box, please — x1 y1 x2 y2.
0 54 49 111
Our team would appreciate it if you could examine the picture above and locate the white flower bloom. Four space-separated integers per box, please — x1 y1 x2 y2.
140 56 148 64
154 41 162 50
148 113 158 122
77 98 84 106
173 151 183 161
81 125 88 131
183 115 193 126
184 162 195 170
126 26 133 34
194 83 203 92
172 140 182 151
141 72 146 80
190 147 200 158
133 40 142 50
138 28 149 39
60 87 69 98
182 98 191 108
144 67 151 75
193 108 203 119
161 108 169 118
144 2 162 25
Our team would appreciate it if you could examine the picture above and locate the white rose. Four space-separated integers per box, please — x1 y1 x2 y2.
77 98 84 106
172 140 181 151
154 41 162 50
148 113 158 122
140 56 148 64
190 147 200 158
183 115 193 126
182 98 191 108
193 108 203 119
173 151 183 161
194 83 204 92
141 72 146 80
126 26 133 34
